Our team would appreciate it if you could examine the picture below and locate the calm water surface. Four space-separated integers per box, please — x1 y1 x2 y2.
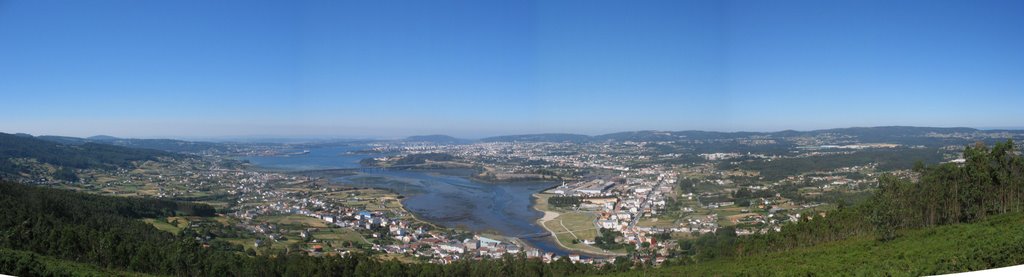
240 146 578 256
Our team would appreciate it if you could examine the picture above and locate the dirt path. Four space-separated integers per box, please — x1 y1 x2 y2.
560 220 579 240
532 193 625 257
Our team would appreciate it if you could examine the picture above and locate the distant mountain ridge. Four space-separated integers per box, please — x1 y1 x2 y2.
86 135 120 141
403 135 471 144
36 135 229 153
479 133 592 143
477 126 1016 143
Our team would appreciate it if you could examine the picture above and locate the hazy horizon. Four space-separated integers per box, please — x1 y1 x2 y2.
5 125 1024 142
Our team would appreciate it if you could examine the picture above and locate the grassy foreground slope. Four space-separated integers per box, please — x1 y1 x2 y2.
608 212 1024 276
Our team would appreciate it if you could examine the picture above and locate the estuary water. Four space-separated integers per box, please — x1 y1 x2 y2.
240 145 576 256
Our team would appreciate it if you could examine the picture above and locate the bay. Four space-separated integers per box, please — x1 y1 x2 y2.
240 145 579 256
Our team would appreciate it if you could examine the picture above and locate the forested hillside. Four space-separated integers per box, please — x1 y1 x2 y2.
721 148 945 181
36 135 232 154
0 133 172 180
0 248 151 277
0 181 220 274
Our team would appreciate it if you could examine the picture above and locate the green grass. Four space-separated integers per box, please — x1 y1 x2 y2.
142 218 184 235
314 227 367 243
256 214 329 228
558 212 599 239
544 212 628 255
328 189 406 213
534 193 628 255
378 253 423 264
604 212 1024 276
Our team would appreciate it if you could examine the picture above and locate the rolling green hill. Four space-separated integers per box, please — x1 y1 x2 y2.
1 132 175 181
36 134 231 154
604 212 1024 276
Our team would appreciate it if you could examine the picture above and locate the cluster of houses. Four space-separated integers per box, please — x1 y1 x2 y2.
549 172 679 265
673 214 719 234
314 209 592 264
239 194 568 264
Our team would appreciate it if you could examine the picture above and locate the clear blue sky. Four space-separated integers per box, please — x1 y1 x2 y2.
1 0 1022 138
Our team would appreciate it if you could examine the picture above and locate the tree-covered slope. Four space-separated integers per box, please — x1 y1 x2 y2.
95 138 231 154
0 132 174 179
0 181 223 276
0 248 153 277
36 134 231 154
606 212 1024 276
720 148 946 181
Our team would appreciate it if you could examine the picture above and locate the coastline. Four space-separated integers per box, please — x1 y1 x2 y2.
254 155 604 256
535 196 562 237
532 193 572 251
330 168 562 246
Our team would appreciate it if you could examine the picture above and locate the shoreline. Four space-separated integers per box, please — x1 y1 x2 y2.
324 168 560 247
256 158 607 256
531 193 625 257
